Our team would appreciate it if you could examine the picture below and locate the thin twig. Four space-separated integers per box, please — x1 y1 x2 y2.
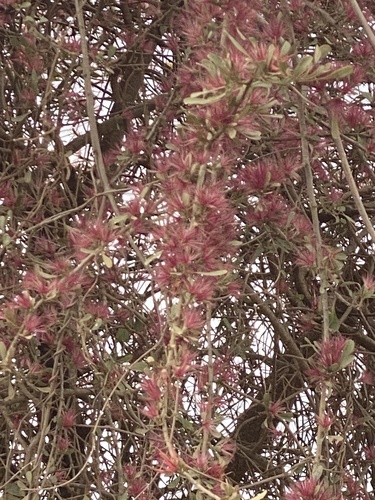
74 0 118 215
331 116 375 245
298 90 330 474
348 0 375 52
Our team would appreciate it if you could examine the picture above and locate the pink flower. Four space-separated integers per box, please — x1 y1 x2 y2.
318 336 353 370
205 463 224 479
295 248 316 268
174 347 197 378
186 277 216 302
345 105 371 129
125 129 146 155
85 301 110 320
316 412 335 430
12 292 33 309
182 307 205 330
364 445 375 461
155 449 179 475
141 376 162 402
263 17 286 41
360 370 374 385
268 400 285 418
23 271 50 295
24 314 45 334
344 474 363 497
57 436 70 451
362 275 375 291
284 478 336 500
62 408 77 428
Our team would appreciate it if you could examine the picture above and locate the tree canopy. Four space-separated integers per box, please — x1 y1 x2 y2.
1 0 375 498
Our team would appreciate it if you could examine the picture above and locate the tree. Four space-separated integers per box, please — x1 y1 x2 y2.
1 0 375 498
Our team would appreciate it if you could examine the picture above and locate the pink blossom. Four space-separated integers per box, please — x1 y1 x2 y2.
345 105 372 129
85 301 111 320
57 436 70 451
360 370 374 385
318 336 352 370
155 448 179 475
206 463 224 479
316 412 335 430
352 39 375 59
262 17 286 41
141 376 162 402
182 307 205 330
12 292 33 309
22 270 50 295
62 408 77 428
125 129 146 155
70 347 87 370
186 277 216 302
268 400 285 418
295 248 316 268
24 314 44 334
174 347 197 378
284 478 337 500
362 275 375 291
364 445 375 461
343 473 364 497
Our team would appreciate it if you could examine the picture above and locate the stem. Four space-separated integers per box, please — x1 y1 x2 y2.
74 0 118 215
348 0 375 52
298 91 330 473
202 306 213 455
331 116 375 244
182 470 222 500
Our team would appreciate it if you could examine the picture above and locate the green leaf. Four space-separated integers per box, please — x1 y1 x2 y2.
3 233 11 247
263 392 270 406
312 463 323 480
314 44 331 63
238 128 262 140
251 491 267 500
198 269 228 276
36 386 52 393
324 65 353 81
177 416 194 431
13 112 30 122
329 310 340 332
116 328 130 342
109 214 129 226
280 40 291 57
183 92 226 106
341 339 355 359
23 15 35 23
227 127 237 139
102 253 113 268
339 354 355 369
5 382 15 401
166 142 179 151
144 250 163 266
207 53 226 68
24 169 32 183
108 45 116 57
279 412 294 421
293 55 313 80
131 361 147 372
0 341 7 360
4 481 23 499
167 476 181 489
224 30 249 56
135 427 148 435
